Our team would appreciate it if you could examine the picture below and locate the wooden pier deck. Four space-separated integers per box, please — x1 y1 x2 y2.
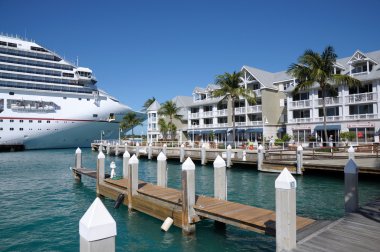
293 198 380 252
73 167 315 235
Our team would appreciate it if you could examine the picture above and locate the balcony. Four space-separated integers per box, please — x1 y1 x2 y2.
189 112 200 119
202 111 214 117
234 107 246 114
315 97 342 106
314 116 343 122
345 92 377 104
288 100 312 109
345 114 378 120
203 124 215 128
215 109 227 116
235 121 247 126
288 117 313 123
247 105 262 113
246 121 262 126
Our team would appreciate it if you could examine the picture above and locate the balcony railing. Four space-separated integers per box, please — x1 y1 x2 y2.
247 105 262 113
215 109 227 116
288 100 312 109
234 107 246 114
345 92 377 104
314 116 343 122
288 117 313 123
202 111 214 117
345 114 377 120
315 97 342 106
246 121 262 126
235 121 247 126
189 112 200 119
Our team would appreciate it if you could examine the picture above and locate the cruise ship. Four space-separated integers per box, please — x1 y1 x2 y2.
0 34 142 149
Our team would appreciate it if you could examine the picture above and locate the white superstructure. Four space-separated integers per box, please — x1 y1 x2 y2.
0 34 141 149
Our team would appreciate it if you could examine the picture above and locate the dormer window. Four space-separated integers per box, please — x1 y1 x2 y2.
348 50 378 75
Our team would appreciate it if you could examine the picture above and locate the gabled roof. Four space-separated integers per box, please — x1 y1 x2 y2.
347 50 378 65
146 100 160 111
172 96 193 107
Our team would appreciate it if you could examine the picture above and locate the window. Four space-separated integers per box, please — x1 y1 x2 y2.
191 108 199 113
9 92 14 95
47 121 50 123
10 128 14 131
63 97 67 99
293 110 310 118
78 98 82 100
93 114 98 118
218 117 227 124
19 128 23 131
87 98 90 101
293 129 311 142
0 127 3 130
10 119 14 122
38 120 42 123
29 120 33 123
293 92 309 101
19 120 23 123
349 84 372 94
319 107 339 117
204 118 213 124
349 104 373 115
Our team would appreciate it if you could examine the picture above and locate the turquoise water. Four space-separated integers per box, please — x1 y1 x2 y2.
0 149 379 251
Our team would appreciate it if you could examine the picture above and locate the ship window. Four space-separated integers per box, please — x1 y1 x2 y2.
19 120 23 123
10 128 14 131
0 127 2 130
63 97 67 99
0 119 2 122
0 41 6 46
7 42 17 48
47 121 50 123
87 98 90 101
19 128 23 131
10 119 14 122
29 120 33 123
78 98 82 100
9 92 14 95
38 120 42 123
93 114 98 118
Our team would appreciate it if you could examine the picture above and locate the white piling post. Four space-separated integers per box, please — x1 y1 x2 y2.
96 151 105 196
99 144 103 153
214 155 227 200
275 168 297 252
75 147 82 169
148 143 152 160
124 143 128 153
106 143 110 155
180 144 185 163
182 157 197 234
115 143 119 156
226 145 232 168
157 152 167 187
296 145 303 175
201 143 207 165
110 161 116 179
79 197 116 252
163 144 167 156
348 146 355 161
344 159 359 213
123 149 130 179
242 150 246 161
135 142 140 158
257 145 264 171
127 155 139 210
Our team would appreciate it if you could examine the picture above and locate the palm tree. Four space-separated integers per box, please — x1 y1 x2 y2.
158 100 183 139
158 118 168 140
212 71 256 147
143 97 156 111
287 46 361 143
120 112 144 137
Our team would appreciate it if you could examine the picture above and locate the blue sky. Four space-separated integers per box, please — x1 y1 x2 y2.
1 0 380 113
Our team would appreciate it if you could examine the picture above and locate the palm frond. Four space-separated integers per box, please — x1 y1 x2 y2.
331 74 362 87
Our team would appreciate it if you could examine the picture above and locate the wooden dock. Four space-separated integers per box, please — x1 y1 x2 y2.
73 167 315 235
293 198 380 252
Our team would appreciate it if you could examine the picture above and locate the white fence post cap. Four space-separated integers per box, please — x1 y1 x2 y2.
348 146 355 153
344 159 358 174
275 168 297 189
110 161 116 169
213 155 226 168
98 151 105 159
157 152 167 161
76 147 82 154
182 157 195 171
297 145 303 151
108 143 110 146
202 143 206 148
258 145 263 150
181 144 185 148
149 143 152 147
227 145 232 150
129 154 139 164
136 142 140 146
163 144 167 147
79 197 116 241
123 150 130 158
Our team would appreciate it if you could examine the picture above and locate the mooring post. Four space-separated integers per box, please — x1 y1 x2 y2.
99 144 103 153
348 146 355 161
163 143 167 156
226 145 232 168
242 150 246 161
79 197 116 252
296 145 303 175
180 144 185 163
124 142 128 153
128 154 139 210
96 151 105 196
275 168 297 252
344 159 359 214
115 143 119 156
106 143 110 155
182 157 197 234
73 147 82 180
157 152 167 187
214 155 227 200
123 149 130 179
135 142 140 158
257 145 264 171
201 143 207 165
148 143 152 160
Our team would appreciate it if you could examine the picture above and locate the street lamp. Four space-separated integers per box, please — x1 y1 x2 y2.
118 128 122 144
100 130 104 143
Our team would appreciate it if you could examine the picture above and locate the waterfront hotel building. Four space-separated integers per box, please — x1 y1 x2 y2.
147 49 380 145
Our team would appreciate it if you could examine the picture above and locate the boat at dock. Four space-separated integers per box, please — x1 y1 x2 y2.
0 34 143 149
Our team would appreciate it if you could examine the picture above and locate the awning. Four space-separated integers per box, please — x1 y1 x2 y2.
236 128 246 133
213 129 227 134
200 130 213 134
187 130 200 135
246 128 263 133
314 124 341 131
